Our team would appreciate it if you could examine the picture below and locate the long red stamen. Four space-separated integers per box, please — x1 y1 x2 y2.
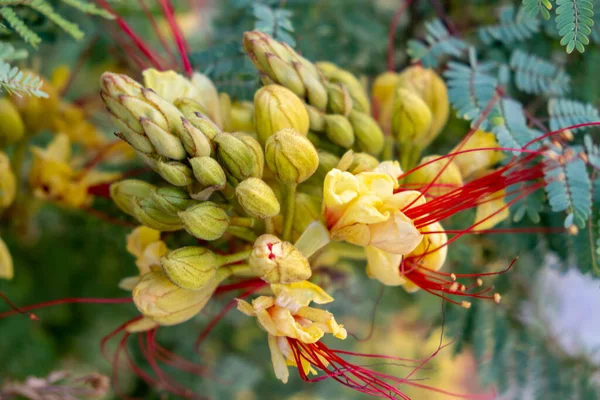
158 0 193 76
0 297 132 319
138 0 179 68
0 292 38 320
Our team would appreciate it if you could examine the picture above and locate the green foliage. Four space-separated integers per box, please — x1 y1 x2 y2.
252 3 295 46
522 0 553 20
492 98 541 150
548 98 599 132
0 41 27 60
544 146 592 228
510 49 570 96
0 0 114 47
407 19 468 68
478 6 540 45
556 0 594 53
0 60 47 97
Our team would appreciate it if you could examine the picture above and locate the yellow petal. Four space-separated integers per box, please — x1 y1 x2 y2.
386 190 427 211
323 169 360 226
236 299 256 316
332 194 388 230
118 276 140 291
126 226 161 259
271 307 324 344
451 130 504 179
268 334 290 384
408 221 448 272
372 161 403 187
143 68 199 104
0 236 13 280
125 316 159 333
272 281 334 311
46 133 72 163
365 246 406 286
474 190 509 231
368 211 422 254
136 241 168 275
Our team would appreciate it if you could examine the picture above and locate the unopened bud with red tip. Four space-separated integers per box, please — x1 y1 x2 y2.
249 234 311 284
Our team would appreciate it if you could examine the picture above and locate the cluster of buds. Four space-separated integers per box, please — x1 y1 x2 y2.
244 31 384 156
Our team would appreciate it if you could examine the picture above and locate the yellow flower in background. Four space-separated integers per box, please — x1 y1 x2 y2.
322 162 423 255
473 186 510 231
126 226 168 276
237 281 347 383
451 130 504 179
29 133 119 208
0 236 13 280
52 101 107 150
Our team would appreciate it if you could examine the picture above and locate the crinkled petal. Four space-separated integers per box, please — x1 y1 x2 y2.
368 211 422 254
365 246 406 286
474 190 509 231
272 281 334 311
268 334 290 384
127 226 161 260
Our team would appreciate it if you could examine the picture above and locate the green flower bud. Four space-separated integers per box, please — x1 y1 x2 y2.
348 110 384 156
0 236 13 280
405 155 463 197
317 61 371 114
156 160 194 187
133 269 229 326
337 150 379 174
249 234 311 284
141 88 186 135
253 85 309 145
294 192 322 234
174 97 208 119
265 128 319 184
179 202 229 240
267 53 306 97
0 152 16 209
151 187 196 214
100 72 143 98
161 246 220 290
391 88 433 146
243 31 276 77
313 151 340 182
112 117 155 154
0 99 25 148
119 94 169 131
229 101 254 133
305 104 326 132
133 197 183 232
180 117 212 157
110 179 156 216
139 117 186 160
326 82 353 116
235 178 280 219
190 156 227 189
214 133 255 181
231 132 264 178
294 62 328 111
324 114 354 148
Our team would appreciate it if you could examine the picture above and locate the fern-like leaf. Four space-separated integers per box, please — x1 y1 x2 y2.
544 145 592 228
29 0 84 41
479 6 540 45
0 61 48 97
0 7 42 47
556 0 594 53
0 42 28 61
509 49 570 96
253 3 295 46
522 0 554 20
59 0 114 19
491 98 541 151
444 48 499 130
548 98 599 132
407 19 468 68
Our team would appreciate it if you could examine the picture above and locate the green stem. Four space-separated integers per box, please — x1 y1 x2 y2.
281 183 297 241
265 217 275 235
229 216 255 228
218 249 252 265
382 136 395 161
226 226 257 242
228 264 258 277
399 143 422 174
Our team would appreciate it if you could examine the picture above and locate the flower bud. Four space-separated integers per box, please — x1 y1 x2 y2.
133 197 183 232
243 31 276 76
100 72 143 98
267 53 306 97
405 155 463 197
133 269 228 326
317 61 370 114
294 193 322 234
178 117 212 158
174 97 207 120
231 132 264 178
179 202 229 240
0 236 13 280
0 152 16 209
337 150 380 174
313 151 341 182
305 104 326 132
110 180 156 216
254 85 309 144
151 187 196 214
371 71 400 133
0 99 25 148
161 246 221 290
265 128 319 184
139 117 186 160
156 160 194 187
391 88 433 147
294 62 328 111
326 82 353 116
235 178 281 219
177 105 222 144
190 72 224 128
397 66 449 144
190 156 227 189
249 234 311 284
214 133 255 181
324 114 354 148
348 110 384 156
450 130 504 178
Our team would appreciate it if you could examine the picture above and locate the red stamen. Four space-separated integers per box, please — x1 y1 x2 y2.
0 297 132 319
0 292 38 320
158 0 193 76
387 0 416 71
138 0 179 68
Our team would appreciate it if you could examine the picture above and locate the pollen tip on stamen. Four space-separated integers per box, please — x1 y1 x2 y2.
450 273 457 281
561 129 574 142
449 282 459 292
476 278 483 287
461 301 472 309
459 284 467 292
494 293 501 304
29 314 39 321
568 225 579 235
579 152 589 163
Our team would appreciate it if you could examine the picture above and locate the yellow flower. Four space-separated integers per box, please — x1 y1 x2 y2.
0 236 13 280
52 101 106 150
126 226 168 276
29 133 119 208
322 163 423 255
473 187 509 231
237 281 346 383
451 130 504 179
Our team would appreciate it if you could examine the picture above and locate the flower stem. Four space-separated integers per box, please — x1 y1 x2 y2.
226 226 257 243
229 217 255 228
282 183 297 241
219 249 253 266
